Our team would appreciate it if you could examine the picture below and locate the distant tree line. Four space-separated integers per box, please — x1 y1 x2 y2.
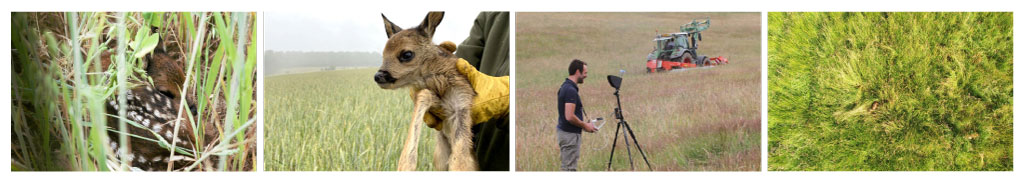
265 50 381 75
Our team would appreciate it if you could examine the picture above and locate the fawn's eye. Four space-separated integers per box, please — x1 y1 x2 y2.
159 90 176 98
398 50 415 62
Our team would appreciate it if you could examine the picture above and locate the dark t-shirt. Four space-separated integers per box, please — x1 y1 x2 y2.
557 78 584 133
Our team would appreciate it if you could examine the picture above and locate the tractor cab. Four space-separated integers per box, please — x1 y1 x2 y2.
648 32 696 62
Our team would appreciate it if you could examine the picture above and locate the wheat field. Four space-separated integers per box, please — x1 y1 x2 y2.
263 68 439 171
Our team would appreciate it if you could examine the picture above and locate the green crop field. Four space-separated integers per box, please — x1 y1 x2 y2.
768 12 1013 171
264 68 438 171
516 12 762 171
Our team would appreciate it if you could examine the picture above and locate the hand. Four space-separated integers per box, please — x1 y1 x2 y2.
583 121 598 133
455 58 510 124
413 58 510 130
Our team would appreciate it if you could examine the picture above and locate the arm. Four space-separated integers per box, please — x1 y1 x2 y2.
456 12 510 76
564 103 597 132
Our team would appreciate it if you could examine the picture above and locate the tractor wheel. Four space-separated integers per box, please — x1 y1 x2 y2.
681 52 694 64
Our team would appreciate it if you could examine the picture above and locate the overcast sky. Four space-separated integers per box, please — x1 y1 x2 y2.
265 11 480 52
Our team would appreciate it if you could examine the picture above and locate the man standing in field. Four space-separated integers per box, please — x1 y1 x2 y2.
557 59 598 171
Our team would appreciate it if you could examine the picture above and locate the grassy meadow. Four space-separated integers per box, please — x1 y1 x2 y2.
515 12 762 171
264 68 439 171
11 12 258 171
768 12 1013 171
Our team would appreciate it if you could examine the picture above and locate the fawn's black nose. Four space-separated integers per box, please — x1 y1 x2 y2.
374 70 395 84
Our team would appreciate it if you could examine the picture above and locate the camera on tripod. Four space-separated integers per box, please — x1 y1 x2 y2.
604 74 652 171
607 75 624 120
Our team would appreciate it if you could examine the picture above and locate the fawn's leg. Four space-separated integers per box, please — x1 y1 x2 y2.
398 89 438 171
443 93 477 171
433 133 451 171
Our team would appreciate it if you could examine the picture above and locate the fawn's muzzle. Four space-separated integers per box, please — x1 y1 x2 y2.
374 70 396 84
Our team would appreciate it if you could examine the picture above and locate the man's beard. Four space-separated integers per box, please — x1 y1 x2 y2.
577 77 585 84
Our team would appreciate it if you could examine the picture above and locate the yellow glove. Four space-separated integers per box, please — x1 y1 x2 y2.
412 58 510 130
457 58 511 125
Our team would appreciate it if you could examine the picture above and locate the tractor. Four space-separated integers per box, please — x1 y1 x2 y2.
646 18 728 73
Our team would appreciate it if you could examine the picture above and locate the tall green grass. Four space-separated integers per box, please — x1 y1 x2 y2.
264 68 438 171
10 12 257 171
768 12 1012 171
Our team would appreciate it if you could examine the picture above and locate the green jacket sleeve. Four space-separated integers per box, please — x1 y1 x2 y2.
456 12 510 77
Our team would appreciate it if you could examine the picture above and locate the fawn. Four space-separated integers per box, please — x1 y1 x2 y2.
375 12 478 171
104 44 218 171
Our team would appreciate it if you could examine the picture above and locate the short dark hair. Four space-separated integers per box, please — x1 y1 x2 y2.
568 59 587 75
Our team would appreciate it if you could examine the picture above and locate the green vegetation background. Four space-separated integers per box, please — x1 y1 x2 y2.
11 12 257 171
263 69 438 171
768 12 1012 171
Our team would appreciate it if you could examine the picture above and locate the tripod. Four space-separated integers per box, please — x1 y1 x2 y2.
604 75 652 171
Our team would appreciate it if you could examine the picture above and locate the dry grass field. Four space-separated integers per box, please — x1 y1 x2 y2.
515 12 761 171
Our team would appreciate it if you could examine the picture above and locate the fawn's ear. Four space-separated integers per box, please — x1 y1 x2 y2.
382 14 403 38
417 12 444 38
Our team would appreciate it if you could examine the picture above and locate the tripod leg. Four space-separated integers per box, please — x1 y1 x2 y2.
622 124 634 171
605 122 623 171
622 122 653 171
